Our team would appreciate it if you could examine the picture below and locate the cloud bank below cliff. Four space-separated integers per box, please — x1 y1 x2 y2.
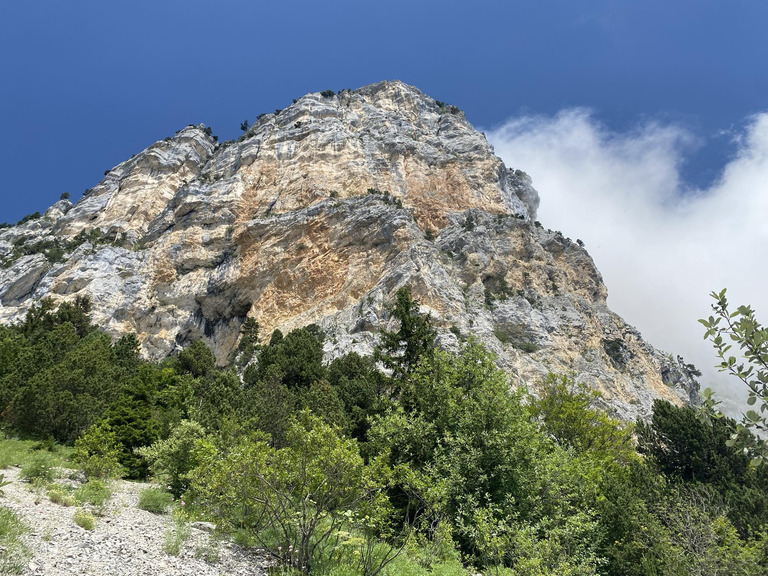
488 110 768 412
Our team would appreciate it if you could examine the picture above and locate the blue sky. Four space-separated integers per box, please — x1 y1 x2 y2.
1 1 767 404
1 0 765 223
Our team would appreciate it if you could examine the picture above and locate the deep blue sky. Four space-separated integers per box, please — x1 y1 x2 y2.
0 0 765 224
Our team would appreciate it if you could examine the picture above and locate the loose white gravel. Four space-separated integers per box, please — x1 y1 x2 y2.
0 467 267 576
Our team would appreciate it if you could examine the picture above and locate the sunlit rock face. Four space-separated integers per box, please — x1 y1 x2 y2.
0 81 695 420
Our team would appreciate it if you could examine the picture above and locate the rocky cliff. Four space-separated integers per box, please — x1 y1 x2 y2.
0 81 696 420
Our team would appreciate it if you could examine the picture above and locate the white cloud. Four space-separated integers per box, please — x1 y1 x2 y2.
487 110 768 413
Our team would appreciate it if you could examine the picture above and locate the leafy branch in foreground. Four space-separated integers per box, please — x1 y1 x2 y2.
699 289 768 464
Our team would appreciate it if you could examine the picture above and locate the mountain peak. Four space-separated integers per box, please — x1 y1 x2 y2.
0 82 694 420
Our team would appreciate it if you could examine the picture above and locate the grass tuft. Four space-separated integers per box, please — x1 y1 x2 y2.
48 485 77 506
0 507 29 574
20 452 57 482
138 487 174 514
162 507 190 556
73 509 96 530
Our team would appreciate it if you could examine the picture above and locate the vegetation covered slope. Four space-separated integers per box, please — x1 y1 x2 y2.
1 290 767 575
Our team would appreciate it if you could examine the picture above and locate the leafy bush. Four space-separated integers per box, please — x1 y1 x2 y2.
138 487 174 514
700 289 768 463
137 420 207 498
189 411 395 574
530 374 635 463
73 421 124 479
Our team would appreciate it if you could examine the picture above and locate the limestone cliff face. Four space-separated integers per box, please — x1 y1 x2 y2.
0 81 695 420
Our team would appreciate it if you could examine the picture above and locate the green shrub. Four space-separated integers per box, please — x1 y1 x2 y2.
137 420 207 498
493 324 539 352
73 509 96 530
189 411 391 574
138 487 174 514
73 421 124 479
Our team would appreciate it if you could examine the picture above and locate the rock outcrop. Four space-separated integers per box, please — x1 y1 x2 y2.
0 81 696 420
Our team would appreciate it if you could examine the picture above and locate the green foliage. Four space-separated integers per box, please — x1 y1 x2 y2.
327 352 384 442
73 421 124 479
0 298 132 443
369 342 546 561
137 420 207 498
74 479 112 508
1 227 121 268
138 487 174 514
248 327 325 390
638 400 746 483
0 472 11 495
297 380 348 430
20 452 57 482
637 399 768 536
483 274 513 305
173 339 215 378
0 435 73 471
16 211 41 225
73 509 96 530
163 506 191 555
243 365 297 447
375 287 436 380
190 369 244 431
189 411 393 574
493 324 539 353
602 338 628 369
700 289 768 463
1 289 767 574
103 394 159 478
0 507 29 574
47 484 77 506
530 374 635 464
234 317 260 366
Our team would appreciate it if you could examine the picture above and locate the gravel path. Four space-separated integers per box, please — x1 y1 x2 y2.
0 467 267 576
